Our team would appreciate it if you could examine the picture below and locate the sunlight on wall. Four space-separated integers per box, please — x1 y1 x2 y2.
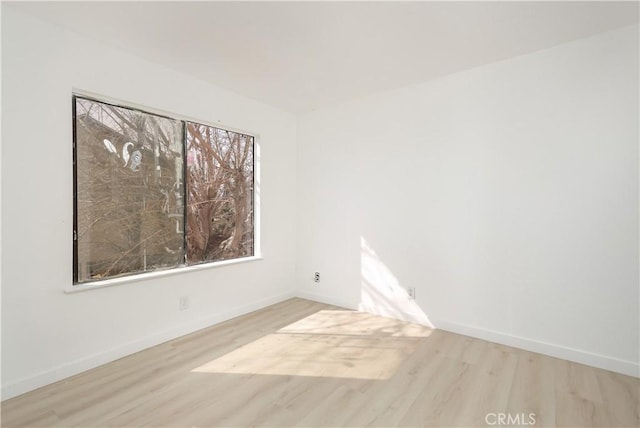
192 309 432 380
360 236 434 327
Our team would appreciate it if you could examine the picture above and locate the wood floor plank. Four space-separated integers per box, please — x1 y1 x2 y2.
347 341 448 427
555 390 609 427
2 297 637 428
596 369 640 428
506 351 557 427
555 359 604 404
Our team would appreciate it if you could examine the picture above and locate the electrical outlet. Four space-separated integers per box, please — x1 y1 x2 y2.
314 272 320 283
408 287 416 300
179 296 189 311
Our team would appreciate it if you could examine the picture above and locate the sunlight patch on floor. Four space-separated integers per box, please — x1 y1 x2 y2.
192 309 432 380
279 309 432 338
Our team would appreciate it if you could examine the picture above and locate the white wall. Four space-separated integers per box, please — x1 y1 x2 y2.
1 6 297 398
296 25 639 376
2 6 638 402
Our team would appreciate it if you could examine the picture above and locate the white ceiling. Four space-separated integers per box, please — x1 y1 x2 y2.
8 1 639 113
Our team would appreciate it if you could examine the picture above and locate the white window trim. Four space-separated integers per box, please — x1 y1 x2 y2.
70 88 262 291
65 255 264 294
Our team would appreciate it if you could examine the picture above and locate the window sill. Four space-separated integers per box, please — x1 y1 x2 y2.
64 256 264 294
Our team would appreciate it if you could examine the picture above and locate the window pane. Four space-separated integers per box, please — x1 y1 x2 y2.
185 122 254 264
74 97 185 283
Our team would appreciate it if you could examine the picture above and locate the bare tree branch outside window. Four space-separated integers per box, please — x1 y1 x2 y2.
73 96 255 284
185 123 254 264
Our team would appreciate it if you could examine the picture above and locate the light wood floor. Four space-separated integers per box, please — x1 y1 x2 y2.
2 298 638 427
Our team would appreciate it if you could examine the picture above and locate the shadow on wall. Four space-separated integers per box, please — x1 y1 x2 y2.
360 236 434 327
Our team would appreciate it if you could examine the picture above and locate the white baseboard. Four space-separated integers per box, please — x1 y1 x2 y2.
1 291 296 400
296 292 639 378
5 290 636 401
433 319 639 378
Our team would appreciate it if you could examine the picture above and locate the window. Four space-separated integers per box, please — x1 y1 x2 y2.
73 95 255 284
186 122 254 264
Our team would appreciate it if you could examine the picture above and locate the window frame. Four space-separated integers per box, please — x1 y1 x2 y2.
71 92 259 288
